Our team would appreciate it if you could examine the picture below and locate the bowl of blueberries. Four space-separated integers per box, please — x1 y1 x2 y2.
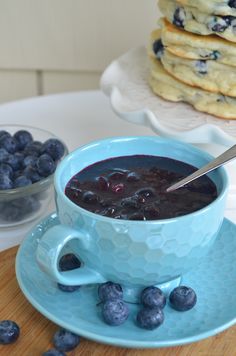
0 125 68 227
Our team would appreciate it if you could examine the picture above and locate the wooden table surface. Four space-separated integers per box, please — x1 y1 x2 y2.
0 246 236 356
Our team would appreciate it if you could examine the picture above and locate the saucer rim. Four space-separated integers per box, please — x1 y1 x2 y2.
15 212 236 348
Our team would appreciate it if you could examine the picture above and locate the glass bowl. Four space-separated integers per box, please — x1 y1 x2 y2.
0 124 68 227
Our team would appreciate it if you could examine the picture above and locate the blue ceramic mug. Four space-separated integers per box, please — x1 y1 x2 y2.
36 136 229 301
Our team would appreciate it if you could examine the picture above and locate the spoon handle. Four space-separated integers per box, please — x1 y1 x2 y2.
167 144 236 193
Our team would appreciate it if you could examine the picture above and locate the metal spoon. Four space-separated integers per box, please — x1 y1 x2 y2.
166 144 236 193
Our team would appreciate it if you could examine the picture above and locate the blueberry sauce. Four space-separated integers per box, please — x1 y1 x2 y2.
65 155 217 220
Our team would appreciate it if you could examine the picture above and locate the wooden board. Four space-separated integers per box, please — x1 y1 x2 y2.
0 246 235 356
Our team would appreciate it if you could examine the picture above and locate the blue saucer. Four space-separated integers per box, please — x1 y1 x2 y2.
16 213 236 348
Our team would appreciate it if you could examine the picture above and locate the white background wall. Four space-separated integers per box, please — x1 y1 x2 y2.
0 1 160 103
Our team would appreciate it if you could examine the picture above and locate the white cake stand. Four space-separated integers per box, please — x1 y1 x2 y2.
100 46 236 211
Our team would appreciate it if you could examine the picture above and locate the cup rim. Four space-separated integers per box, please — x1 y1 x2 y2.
55 135 229 224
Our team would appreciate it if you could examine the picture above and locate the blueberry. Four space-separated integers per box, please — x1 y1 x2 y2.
114 213 128 219
135 187 155 198
13 130 33 150
41 138 65 161
223 15 234 25
199 50 221 60
210 50 221 60
53 328 80 352
20 196 40 212
144 205 159 219
0 202 22 221
136 307 164 330
0 130 10 139
108 171 126 181
0 134 18 153
169 286 197 311
0 148 9 163
229 0 236 8
195 60 208 75
57 283 80 292
140 286 166 309
23 155 37 168
217 95 227 103
59 253 81 271
100 198 113 207
111 183 124 193
24 140 43 156
24 165 42 183
152 39 164 59
102 299 129 326
98 281 123 302
173 7 185 28
1 196 40 221
208 16 231 32
13 170 23 180
43 349 66 356
82 191 98 204
95 176 110 191
0 174 13 190
126 171 141 182
0 163 13 178
98 206 116 217
36 154 56 177
14 175 32 188
5 153 22 171
120 196 140 209
128 212 146 220
57 253 81 292
0 320 20 344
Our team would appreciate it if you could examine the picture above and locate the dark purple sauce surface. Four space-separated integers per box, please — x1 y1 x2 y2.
65 155 217 220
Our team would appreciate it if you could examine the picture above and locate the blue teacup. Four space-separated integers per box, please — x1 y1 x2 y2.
36 136 229 302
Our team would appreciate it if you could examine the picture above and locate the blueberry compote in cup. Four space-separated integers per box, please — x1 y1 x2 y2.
36 136 229 302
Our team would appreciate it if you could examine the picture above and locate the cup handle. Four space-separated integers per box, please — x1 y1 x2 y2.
36 224 106 286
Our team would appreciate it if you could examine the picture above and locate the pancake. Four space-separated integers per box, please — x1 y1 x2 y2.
177 0 236 16
159 19 236 66
158 0 236 43
149 57 236 119
150 29 236 96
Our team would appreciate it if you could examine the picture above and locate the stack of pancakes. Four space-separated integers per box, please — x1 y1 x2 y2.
148 0 236 119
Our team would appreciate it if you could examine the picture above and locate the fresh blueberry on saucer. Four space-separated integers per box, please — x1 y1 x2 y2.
98 281 123 302
140 286 166 309
169 286 197 311
53 328 80 352
0 320 20 344
102 299 129 326
136 307 164 330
